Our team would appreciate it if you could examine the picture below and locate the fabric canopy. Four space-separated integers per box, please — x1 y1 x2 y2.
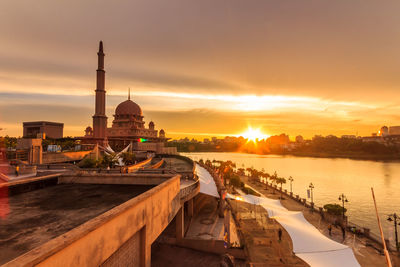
232 189 360 267
296 248 361 267
195 164 220 198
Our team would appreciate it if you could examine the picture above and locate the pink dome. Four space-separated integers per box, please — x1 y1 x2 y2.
115 100 142 116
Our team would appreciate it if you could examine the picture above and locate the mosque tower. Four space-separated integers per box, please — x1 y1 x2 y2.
92 41 108 143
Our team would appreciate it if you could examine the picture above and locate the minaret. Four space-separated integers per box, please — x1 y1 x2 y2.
92 41 107 143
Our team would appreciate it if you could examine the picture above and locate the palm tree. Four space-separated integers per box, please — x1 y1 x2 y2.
261 172 270 185
270 171 278 194
276 177 287 199
237 168 245 176
246 167 253 177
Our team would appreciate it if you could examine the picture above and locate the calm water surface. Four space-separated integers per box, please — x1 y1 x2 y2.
182 152 400 240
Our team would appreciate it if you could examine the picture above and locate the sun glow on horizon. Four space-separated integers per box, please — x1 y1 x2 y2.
238 127 270 142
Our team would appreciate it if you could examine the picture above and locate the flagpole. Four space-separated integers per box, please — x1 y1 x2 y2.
371 187 392 267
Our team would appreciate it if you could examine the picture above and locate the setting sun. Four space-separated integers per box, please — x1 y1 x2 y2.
239 127 269 142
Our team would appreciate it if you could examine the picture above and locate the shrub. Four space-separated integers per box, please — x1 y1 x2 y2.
230 174 242 188
78 158 97 168
323 203 346 216
242 187 261 197
121 152 136 165
99 154 118 168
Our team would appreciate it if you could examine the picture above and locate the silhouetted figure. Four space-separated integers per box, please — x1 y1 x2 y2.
15 165 19 177
278 228 282 242
328 224 332 236
341 225 346 240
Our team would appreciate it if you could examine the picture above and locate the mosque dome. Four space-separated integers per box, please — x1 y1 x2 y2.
115 100 142 116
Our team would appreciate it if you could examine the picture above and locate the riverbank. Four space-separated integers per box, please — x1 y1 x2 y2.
283 151 400 162
239 176 399 267
180 150 400 162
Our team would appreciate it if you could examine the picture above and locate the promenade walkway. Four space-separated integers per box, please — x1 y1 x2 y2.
240 176 398 267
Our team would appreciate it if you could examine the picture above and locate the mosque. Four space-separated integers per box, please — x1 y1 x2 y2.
81 41 175 154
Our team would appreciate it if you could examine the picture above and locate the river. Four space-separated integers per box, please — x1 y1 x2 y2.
182 152 400 242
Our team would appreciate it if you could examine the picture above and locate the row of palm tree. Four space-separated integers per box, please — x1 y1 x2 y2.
199 159 292 198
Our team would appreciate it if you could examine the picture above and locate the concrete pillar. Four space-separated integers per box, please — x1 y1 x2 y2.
176 207 184 241
218 198 225 218
188 198 194 218
224 210 231 248
140 226 150 267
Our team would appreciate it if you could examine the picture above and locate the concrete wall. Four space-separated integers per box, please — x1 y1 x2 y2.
4 175 181 267
59 173 174 186
125 158 152 173
42 151 91 164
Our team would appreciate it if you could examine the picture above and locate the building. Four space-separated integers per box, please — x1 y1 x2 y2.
341 135 357 139
389 126 400 136
23 121 63 139
82 41 174 154
105 92 168 151
378 126 389 137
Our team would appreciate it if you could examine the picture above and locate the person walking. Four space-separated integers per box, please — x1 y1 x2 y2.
328 224 332 236
278 228 282 242
15 165 20 177
341 225 346 241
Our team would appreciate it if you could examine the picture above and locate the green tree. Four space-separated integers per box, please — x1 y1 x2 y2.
276 177 286 199
101 153 118 168
270 171 278 194
323 204 347 216
229 174 242 188
78 158 97 168
121 152 136 165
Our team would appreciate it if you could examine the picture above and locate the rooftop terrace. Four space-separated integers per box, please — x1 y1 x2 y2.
0 183 153 264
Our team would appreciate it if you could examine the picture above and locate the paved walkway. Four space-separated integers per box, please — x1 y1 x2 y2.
4 172 37 181
240 177 399 267
230 198 307 266
185 195 240 246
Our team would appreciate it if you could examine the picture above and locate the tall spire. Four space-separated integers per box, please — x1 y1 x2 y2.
128 88 130 100
93 40 107 142
99 41 103 53
97 41 105 70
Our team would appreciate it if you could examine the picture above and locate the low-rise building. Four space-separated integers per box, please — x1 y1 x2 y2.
23 121 63 139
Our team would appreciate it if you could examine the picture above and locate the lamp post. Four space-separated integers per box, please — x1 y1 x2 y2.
338 193 348 221
387 213 399 251
289 176 294 194
309 183 314 211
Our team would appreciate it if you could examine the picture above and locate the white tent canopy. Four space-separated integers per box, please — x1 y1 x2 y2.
194 164 220 198
235 193 360 267
296 248 360 267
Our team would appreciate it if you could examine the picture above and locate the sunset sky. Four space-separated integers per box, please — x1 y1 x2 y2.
1 0 400 139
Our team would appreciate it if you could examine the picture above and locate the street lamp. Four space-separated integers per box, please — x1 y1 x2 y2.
288 176 294 194
338 193 349 221
387 213 399 251
309 183 314 211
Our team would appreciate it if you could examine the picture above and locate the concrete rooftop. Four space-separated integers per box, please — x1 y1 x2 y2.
0 183 153 265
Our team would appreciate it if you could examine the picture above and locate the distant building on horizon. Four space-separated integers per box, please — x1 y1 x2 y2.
23 121 63 139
